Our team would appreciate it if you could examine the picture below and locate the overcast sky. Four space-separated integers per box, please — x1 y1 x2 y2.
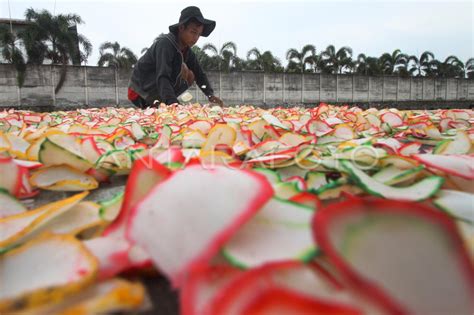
1 0 473 66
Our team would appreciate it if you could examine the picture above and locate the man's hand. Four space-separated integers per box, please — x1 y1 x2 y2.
208 95 224 106
166 102 179 111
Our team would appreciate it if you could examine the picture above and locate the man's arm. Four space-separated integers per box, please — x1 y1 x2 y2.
154 40 179 104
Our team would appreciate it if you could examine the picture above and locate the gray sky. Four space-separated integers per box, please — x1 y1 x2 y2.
1 0 473 66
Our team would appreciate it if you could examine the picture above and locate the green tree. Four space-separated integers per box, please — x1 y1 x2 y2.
433 56 465 78
285 44 316 73
22 8 92 93
319 45 353 74
379 49 409 75
219 41 238 72
408 51 437 77
0 25 26 87
230 55 246 71
17 25 47 64
355 54 384 76
465 58 474 79
200 41 239 72
355 53 369 75
200 43 220 70
97 41 137 69
193 45 218 70
246 48 283 72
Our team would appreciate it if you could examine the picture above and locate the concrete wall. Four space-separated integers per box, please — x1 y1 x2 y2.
1 64 473 108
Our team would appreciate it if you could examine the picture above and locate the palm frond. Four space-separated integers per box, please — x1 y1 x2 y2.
285 48 299 61
247 47 261 60
220 41 237 56
202 43 218 56
97 52 116 67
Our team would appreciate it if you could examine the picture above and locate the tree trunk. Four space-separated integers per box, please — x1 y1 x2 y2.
52 40 57 64
54 55 68 94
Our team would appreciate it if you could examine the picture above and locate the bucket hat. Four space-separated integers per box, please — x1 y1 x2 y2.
169 6 216 37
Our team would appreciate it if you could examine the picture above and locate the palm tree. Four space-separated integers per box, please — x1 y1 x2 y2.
230 55 246 71
285 44 316 73
23 9 92 65
219 41 238 72
286 60 301 73
17 26 47 64
191 46 211 70
355 53 369 75
22 8 92 93
355 54 384 76
408 51 437 77
366 57 385 76
379 49 409 75
465 58 474 79
194 45 218 70
191 45 205 62
0 25 26 87
245 48 261 70
97 41 137 69
201 41 239 72
319 45 353 74
434 56 465 78
200 43 219 70
246 48 283 72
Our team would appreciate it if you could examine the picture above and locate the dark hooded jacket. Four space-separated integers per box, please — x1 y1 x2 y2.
129 32 214 105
